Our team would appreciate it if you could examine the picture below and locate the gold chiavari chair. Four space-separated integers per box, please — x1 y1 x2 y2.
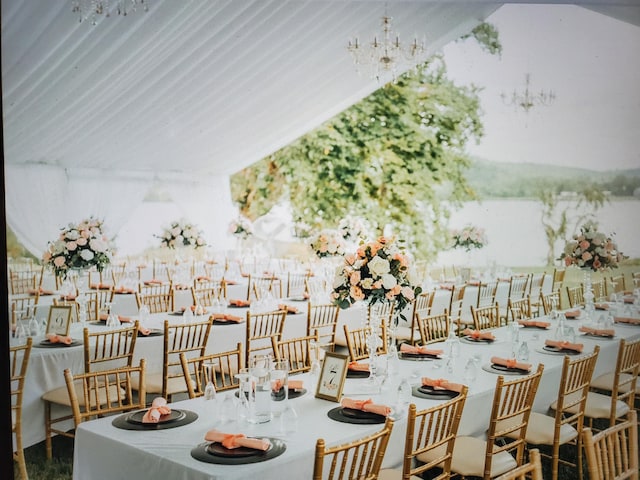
191 281 226 308
380 387 468 480
608 274 626 295
449 283 469 334
494 449 543 480
398 290 435 346
552 268 566 292
286 271 311 298
135 283 174 314
306 303 340 352
9 267 42 295
10 294 39 333
248 274 282 301
507 274 531 302
582 410 638 480
343 323 388 362
633 272 640 289
507 296 533 323
540 289 562 315
471 302 501 331
11 337 32 480
476 280 498 308
313 417 394 480
528 272 546 317
566 285 585 308
416 310 450 345
245 309 287 365
272 332 318 375
179 343 244 396
588 278 607 302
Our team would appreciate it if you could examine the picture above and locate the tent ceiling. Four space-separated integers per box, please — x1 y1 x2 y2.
3 1 639 177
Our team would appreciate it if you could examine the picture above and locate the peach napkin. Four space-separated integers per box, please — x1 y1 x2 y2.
210 313 243 323
90 283 112 290
196 276 212 282
174 284 190 290
544 339 584 353
594 303 609 310
204 429 271 451
98 313 132 323
462 328 496 341
518 319 551 329
623 295 635 304
46 333 72 344
225 280 237 285
421 377 465 393
614 316 640 325
113 286 135 294
563 309 581 319
438 284 454 291
399 343 443 356
144 279 163 285
28 287 54 296
278 304 299 314
348 361 370 372
229 299 251 307
142 397 171 423
59 294 77 301
340 398 391 417
271 379 304 392
137 325 151 336
490 356 532 372
579 326 615 337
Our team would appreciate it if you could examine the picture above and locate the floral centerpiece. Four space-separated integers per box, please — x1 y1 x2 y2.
560 221 626 272
450 224 488 252
228 216 253 240
338 215 370 242
309 229 346 258
331 236 422 324
43 217 114 278
157 219 206 249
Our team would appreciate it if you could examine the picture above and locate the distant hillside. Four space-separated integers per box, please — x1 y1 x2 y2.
465 158 640 198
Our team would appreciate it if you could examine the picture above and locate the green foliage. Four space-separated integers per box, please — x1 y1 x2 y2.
460 22 503 56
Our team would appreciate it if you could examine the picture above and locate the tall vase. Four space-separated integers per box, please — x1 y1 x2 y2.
582 269 596 324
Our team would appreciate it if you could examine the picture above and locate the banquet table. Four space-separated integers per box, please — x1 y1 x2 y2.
71 308 639 480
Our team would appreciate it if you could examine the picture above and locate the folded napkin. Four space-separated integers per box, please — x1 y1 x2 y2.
490 356 532 372
544 339 584 353
421 377 465 393
340 398 391 417
225 280 238 285
113 286 136 294
579 326 615 337
563 309 581 319
467 280 481 286
399 343 444 356
90 283 112 290
142 397 171 423
59 294 77 301
46 333 73 344
196 276 212 282
98 313 132 323
204 429 271 451
462 328 496 341
229 299 250 307
614 316 640 325
144 279 163 285
518 319 551 328
174 284 190 290
271 379 304 392
438 284 454 291
278 304 299 314
137 325 152 336
28 287 54 296
595 303 609 310
348 361 370 372
623 295 635 304
210 313 243 323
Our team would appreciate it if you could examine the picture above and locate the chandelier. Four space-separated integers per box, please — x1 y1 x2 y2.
71 0 150 24
501 73 556 113
348 16 426 82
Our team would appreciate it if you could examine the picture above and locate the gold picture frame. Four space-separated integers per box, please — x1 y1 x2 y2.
46 305 73 336
315 351 349 402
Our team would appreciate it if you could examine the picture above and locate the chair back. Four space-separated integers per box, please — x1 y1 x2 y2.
343 323 387 362
405 387 468 480
583 410 638 480
540 289 562 315
248 274 282 301
305 276 327 299
552 268 566 292
507 274 531 302
9 267 42 295
605 338 640 427
136 284 174 313
191 282 226 307
471 302 501 330
528 273 545 301
272 332 318 374
307 303 340 352
10 337 32 479
369 302 394 327
476 281 498 308
83 322 139 372
416 310 450 345
10 294 39 331
245 309 287 365
588 279 607 302
162 318 213 400
484 364 544 479
507 296 533 322
179 342 243 396
84 287 115 321
449 284 466 330
312 417 394 480
53 297 81 323
406 290 435 345
287 271 310 298
566 285 585 308
494 449 544 480
609 275 626 295
64 359 147 428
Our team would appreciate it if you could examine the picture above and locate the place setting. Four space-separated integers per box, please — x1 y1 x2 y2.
397 343 444 362
537 338 584 356
190 429 286 465
35 307 82 347
112 397 198 431
412 377 465 400
481 356 533 376
460 328 497 345
210 312 245 325
327 397 391 425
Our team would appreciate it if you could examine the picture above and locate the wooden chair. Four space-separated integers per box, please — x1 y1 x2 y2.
343 323 388 362
369 302 394 327
134 318 212 403
11 337 32 480
10 294 39 333
588 278 607 302
312 417 394 480
286 271 311 298
471 302 501 331
476 281 498 308
9 267 42 295
380 387 468 480
582 410 638 480
179 343 244 396
584 338 640 429
306 303 340 352
272 332 318 375
494 449 543 480
633 271 640 289
608 274 626 295
83 287 115 321
53 297 81 323
245 309 287 365
517 346 600 480
446 365 544 479
63 359 147 438
552 268 566 292
528 272 546 316
507 296 533 323
305 276 328 300
449 283 468 333
416 310 450 345
135 283 174 313
43 322 140 458
507 274 531 302
248 274 282 301
566 285 584 308
540 289 562 315
191 282 226 308
399 290 435 345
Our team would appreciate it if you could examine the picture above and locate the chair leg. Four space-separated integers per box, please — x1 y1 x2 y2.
44 400 53 460
13 437 29 479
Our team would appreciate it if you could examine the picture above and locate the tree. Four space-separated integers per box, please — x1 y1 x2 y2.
535 182 608 266
231 23 501 261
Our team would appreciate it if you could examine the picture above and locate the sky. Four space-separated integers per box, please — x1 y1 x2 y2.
441 4 640 172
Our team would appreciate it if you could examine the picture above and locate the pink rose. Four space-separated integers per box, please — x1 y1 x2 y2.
564 256 572 266
581 251 592 261
76 237 87 246
66 241 78 251
401 286 415 300
579 240 590 250
349 285 365 301
593 257 602 269
349 271 361 286
53 256 66 267
393 253 408 268
345 254 356 266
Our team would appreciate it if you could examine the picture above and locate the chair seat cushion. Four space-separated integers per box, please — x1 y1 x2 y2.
524 412 578 445
419 436 517 478
555 391 630 419
590 372 633 392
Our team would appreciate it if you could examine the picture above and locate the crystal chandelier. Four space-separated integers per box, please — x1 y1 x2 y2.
348 16 426 82
71 0 150 24
501 73 556 113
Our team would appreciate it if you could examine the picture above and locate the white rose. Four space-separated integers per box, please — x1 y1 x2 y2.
66 229 80 240
367 256 390 277
175 235 184 244
361 278 374 289
381 273 397 289
171 227 181 236
89 239 107 252
80 249 95 261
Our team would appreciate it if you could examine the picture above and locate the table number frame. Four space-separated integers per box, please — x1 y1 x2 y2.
46 305 73 336
315 351 348 402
